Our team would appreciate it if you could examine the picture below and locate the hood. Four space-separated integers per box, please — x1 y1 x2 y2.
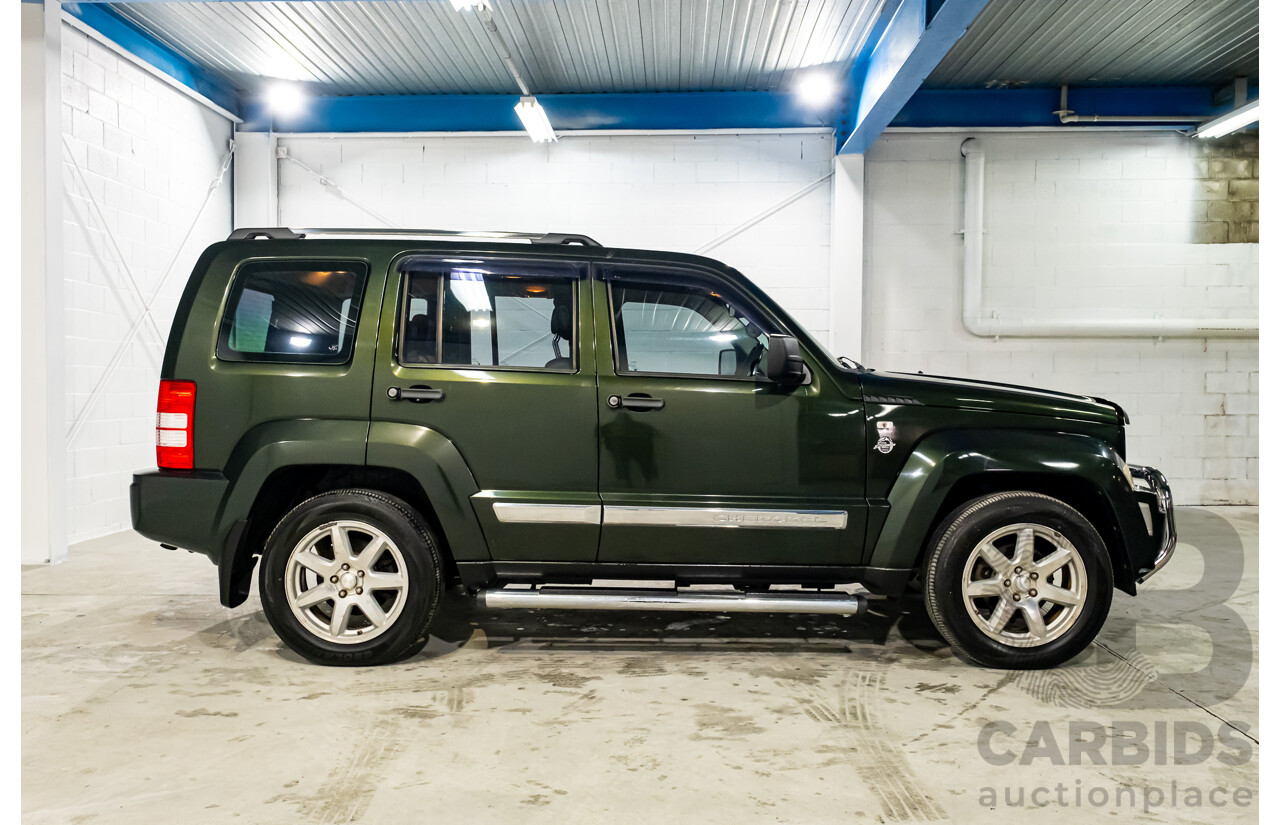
859 371 1124 427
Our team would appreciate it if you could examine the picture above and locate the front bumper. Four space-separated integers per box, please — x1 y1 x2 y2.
1129 465 1176 584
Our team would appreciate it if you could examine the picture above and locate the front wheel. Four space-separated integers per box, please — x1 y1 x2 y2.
258 489 443 666
923 491 1113 669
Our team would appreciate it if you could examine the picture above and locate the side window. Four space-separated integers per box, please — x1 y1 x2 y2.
398 259 579 370
218 260 369 364
609 276 774 378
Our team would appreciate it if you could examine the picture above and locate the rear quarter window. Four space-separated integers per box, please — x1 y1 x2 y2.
217 260 370 365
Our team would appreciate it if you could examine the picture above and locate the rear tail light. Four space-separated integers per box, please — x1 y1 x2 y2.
156 380 196 469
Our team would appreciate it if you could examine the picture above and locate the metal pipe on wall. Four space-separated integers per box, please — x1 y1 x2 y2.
1052 86 1208 126
959 138 1257 339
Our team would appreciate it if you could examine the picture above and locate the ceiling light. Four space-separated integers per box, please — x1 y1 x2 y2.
515 96 556 142
795 71 838 109
1195 99 1259 139
265 83 306 118
450 1 489 11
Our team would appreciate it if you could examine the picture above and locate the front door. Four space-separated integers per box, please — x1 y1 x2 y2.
371 254 600 561
594 264 866 566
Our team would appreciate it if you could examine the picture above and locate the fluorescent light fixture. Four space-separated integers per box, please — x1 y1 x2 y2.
1195 99 1260 139
795 70 838 108
449 270 493 313
265 83 306 118
289 335 311 349
515 96 557 142
450 0 489 11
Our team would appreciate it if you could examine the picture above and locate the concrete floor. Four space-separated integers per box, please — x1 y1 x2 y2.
24 507 1257 824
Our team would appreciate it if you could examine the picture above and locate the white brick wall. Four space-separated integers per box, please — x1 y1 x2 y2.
864 131 1259 505
61 24 233 543
275 132 835 340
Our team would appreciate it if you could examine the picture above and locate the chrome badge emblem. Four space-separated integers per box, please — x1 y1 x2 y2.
875 421 896 454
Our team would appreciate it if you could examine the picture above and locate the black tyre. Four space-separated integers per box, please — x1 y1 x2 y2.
258 489 443 666
922 491 1113 669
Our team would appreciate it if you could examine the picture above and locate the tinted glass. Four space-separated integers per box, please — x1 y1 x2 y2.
398 260 578 370
218 261 368 364
610 280 772 378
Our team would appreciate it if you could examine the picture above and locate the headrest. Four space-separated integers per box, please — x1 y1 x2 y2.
408 314 430 337
550 305 573 339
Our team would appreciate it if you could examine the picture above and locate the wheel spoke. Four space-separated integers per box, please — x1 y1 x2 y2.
986 596 1016 634
356 537 386 569
1013 527 1036 568
363 571 407 592
966 577 1005 598
358 595 388 628
331 525 354 565
978 543 1012 575
295 551 334 578
295 583 336 609
330 599 354 636
1036 583 1082 606
1020 600 1049 640
1035 546 1075 578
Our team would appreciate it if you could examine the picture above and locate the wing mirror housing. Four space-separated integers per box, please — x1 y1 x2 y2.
765 334 807 384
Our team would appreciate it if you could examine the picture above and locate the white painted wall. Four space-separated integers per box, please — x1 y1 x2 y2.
61 23 233 543
863 130 1259 505
272 131 835 342
21 1 65 564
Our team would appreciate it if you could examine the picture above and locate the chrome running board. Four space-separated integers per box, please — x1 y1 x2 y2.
476 586 867 615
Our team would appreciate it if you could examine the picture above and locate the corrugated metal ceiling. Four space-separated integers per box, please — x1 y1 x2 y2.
107 0 886 96
926 0 1259 88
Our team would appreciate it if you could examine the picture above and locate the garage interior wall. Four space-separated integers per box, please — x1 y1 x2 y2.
863 131 1259 506
271 132 835 343
61 23 233 543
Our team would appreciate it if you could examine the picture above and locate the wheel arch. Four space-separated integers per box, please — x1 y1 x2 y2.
868 429 1144 595
216 421 489 607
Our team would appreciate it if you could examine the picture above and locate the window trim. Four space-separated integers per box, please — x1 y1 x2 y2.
392 257 583 374
603 266 780 383
215 258 371 366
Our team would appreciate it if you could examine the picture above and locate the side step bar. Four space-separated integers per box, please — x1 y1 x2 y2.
476 587 867 615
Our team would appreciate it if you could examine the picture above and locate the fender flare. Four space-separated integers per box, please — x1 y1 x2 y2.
868 429 1145 590
364 421 489 563
214 419 488 607
214 419 369 607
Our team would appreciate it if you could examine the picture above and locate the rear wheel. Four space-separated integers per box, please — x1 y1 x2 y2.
923 491 1112 669
258 489 442 666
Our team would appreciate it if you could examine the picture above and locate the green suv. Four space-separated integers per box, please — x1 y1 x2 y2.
131 227 1175 668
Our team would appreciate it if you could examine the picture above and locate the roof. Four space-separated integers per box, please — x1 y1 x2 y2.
926 0 1259 88
106 0 887 96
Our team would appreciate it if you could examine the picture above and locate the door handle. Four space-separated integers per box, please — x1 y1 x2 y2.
388 386 444 403
608 394 664 411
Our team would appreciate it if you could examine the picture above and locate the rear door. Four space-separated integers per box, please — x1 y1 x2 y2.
594 263 867 566
371 254 600 561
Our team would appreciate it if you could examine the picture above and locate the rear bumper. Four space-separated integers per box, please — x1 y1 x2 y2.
130 469 228 562
1130 465 1176 584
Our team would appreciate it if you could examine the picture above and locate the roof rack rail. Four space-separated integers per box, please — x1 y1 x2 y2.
227 227 601 247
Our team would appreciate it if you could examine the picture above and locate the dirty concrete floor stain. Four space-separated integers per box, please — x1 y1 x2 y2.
23 507 1258 824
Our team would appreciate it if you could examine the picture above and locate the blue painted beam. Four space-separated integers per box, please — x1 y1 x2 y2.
239 91 837 133
62 2 241 116
840 0 989 154
891 86 1245 128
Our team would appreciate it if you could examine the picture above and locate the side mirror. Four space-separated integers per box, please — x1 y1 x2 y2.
718 348 737 376
765 334 806 384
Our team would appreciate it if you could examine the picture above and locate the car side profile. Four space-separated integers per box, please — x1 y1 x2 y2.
131 227 1175 668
